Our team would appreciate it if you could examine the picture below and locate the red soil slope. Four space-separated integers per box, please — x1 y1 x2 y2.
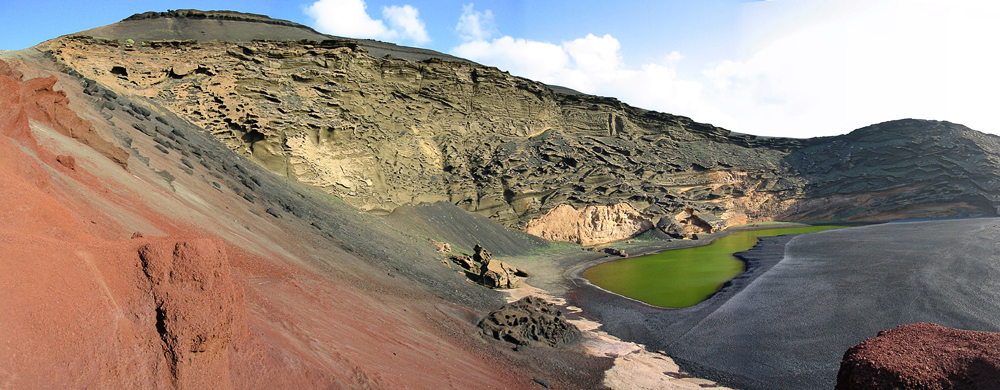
0 58 540 389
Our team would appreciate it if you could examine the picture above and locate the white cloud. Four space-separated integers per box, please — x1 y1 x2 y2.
305 0 430 44
700 0 1000 137
382 5 430 44
451 13 731 128
448 0 1000 138
452 37 570 83
456 4 496 42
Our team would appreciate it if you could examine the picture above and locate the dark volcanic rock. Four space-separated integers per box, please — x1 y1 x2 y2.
786 119 1000 220
836 323 1000 390
479 296 580 348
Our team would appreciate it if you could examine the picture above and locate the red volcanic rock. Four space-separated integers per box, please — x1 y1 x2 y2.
836 322 1000 390
56 154 76 170
0 59 128 169
137 238 246 390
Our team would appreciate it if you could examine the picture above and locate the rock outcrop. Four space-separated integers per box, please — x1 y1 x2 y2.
479 296 580 348
41 12 1000 245
0 59 128 169
41 33 803 236
475 244 527 289
836 323 1000 390
655 208 725 239
137 238 246 390
525 203 654 245
448 245 528 289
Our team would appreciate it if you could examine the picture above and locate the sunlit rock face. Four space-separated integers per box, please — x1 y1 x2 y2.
46 11 1000 245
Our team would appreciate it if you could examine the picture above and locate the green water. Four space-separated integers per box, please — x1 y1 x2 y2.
582 226 842 308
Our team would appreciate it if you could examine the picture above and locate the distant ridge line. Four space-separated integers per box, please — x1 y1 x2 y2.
124 9 325 35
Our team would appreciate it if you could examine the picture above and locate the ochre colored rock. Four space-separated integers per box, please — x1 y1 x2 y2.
449 254 474 270
475 244 527 289
524 203 653 246
836 323 1000 390
429 239 451 254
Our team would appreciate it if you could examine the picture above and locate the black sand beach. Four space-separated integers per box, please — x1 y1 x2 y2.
570 218 1000 389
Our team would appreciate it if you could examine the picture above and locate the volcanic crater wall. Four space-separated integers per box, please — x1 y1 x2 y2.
45 36 804 233
42 22 1000 242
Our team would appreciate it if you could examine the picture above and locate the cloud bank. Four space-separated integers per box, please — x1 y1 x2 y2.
450 5 732 132
305 0 430 44
450 1 1000 137
302 1 1000 137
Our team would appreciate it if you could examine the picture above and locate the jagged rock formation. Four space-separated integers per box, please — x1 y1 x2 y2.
475 244 527 289
836 323 1000 390
450 245 527 289
40 11 1000 246
41 30 804 239
479 296 580 348
0 60 128 168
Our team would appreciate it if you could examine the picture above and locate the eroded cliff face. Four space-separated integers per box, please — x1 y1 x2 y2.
524 203 654 246
41 22 1000 244
43 36 804 238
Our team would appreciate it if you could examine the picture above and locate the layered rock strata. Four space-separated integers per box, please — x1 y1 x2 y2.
41 34 803 236
524 203 653 245
42 13 1000 245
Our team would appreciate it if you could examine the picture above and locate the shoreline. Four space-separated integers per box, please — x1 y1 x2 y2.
563 234 801 389
565 221 819 311
503 222 826 389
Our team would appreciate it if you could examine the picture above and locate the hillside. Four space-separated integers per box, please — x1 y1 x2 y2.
40 11 1000 248
4 9 1000 390
0 43 604 390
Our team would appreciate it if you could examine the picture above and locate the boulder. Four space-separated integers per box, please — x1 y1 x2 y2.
473 244 491 264
448 254 474 271
478 296 580 348
655 208 727 239
655 216 687 239
475 244 527 289
836 323 1000 390
429 239 451 254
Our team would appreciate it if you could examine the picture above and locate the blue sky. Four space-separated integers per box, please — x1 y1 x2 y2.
2 1 999 138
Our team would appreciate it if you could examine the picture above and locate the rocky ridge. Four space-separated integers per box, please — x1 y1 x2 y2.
42 32 804 246
43 11 1000 246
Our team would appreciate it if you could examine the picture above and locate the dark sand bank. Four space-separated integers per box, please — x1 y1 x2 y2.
570 218 1000 389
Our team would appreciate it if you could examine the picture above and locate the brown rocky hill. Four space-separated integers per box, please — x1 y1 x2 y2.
42 10 1000 246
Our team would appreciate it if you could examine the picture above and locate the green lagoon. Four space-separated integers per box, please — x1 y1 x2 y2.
582 225 842 308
